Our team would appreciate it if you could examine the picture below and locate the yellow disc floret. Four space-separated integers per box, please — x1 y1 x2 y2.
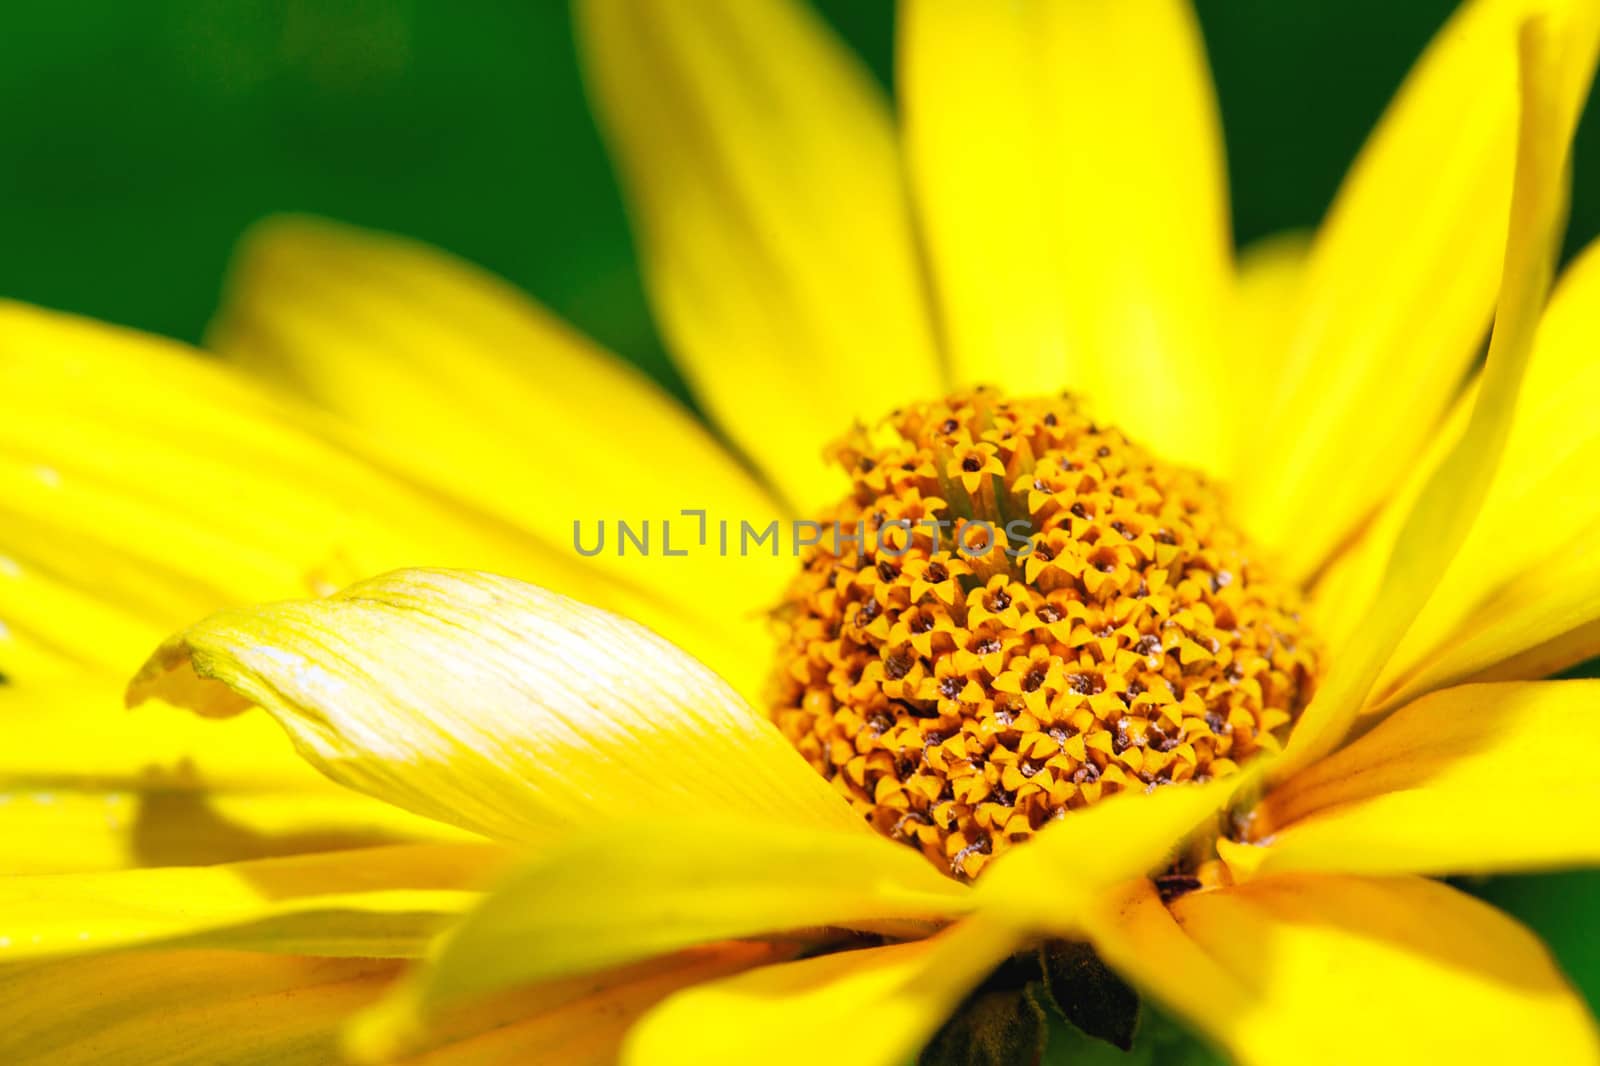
770 389 1321 879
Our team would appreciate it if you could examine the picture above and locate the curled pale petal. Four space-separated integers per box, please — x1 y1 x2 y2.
0 843 501 962
1233 680 1600 878
209 216 788 698
1278 10 1600 779
1236 0 1578 577
128 569 862 845
350 814 970 1059
0 951 401 1065
622 919 1018 1066
901 0 1232 471
1089 875 1599 1066
1 681 471 874
575 0 943 512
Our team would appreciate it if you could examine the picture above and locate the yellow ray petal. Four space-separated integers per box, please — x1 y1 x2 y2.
574 0 943 512
1232 681 1600 878
976 773 1247 933
1082 879 1255 1049
3 681 320 791
1316 239 1600 700
622 919 1017 1066
128 569 862 846
0 843 502 963
1 943 785 1066
1237 0 1572 577
0 788 478 877
1306 388 1473 657
350 814 970 1059
0 546 160 679
0 303 726 688
1221 233 1310 484
1 681 470 874
373 941 794 1066
208 215 790 695
0 951 400 1065
1355 236 1600 708
1092 875 1598 1066
901 0 1232 472
1277 10 1600 780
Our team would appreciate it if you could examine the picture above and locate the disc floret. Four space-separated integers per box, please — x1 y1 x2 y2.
770 389 1320 879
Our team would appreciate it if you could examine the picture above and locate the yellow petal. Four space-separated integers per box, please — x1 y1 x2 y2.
0 951 400 1065
1082 879 1255 1049
1237 680 1600 877
1317 239 1600 702
901 0 1232 471
622 919 1018 1066
1 681 471 874
1221 233 1310 483
1277 10 1600 779
128 569 862 845
0 787 479 877
350 815 970 1059
1306 389 1473 657
208 215 789 698
0 303 697 686
1091 875 1598 1066
374 942 794 1066
1237 0 1570 577
1362 236 1600 707
3 680 317 791
976 773 1247 933
0 544 158 679
0 843 501 962
574 0 943 512
1 943 784 1066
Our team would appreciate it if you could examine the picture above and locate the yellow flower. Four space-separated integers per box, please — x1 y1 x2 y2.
4 0 1600 1063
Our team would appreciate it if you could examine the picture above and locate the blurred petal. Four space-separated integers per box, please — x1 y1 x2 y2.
1222 233 1310 482
1082 880 1254 1048
0 951 399 1066
2 943 785 1066
209 216 789 697
976 774 1246 932
623 919 1017 1066
1 682 469 874
3 681 317 792
901 0 1233 471
0 843 501 962
0 304 707 687
1236 680 1600 877
367 942 794 1066
1090 875 1599 1066
576 0 943 512
0 787 474 877
1278 11 1599 779
351 815 970 1058
1237 0 1573 576
129 569 862 846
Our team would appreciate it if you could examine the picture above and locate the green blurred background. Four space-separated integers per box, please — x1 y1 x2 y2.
1 0 1595 1044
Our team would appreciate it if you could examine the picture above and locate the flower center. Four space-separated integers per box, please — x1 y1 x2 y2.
769 389 1321 879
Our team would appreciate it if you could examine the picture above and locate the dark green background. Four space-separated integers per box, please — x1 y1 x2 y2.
2 0 1595 1053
